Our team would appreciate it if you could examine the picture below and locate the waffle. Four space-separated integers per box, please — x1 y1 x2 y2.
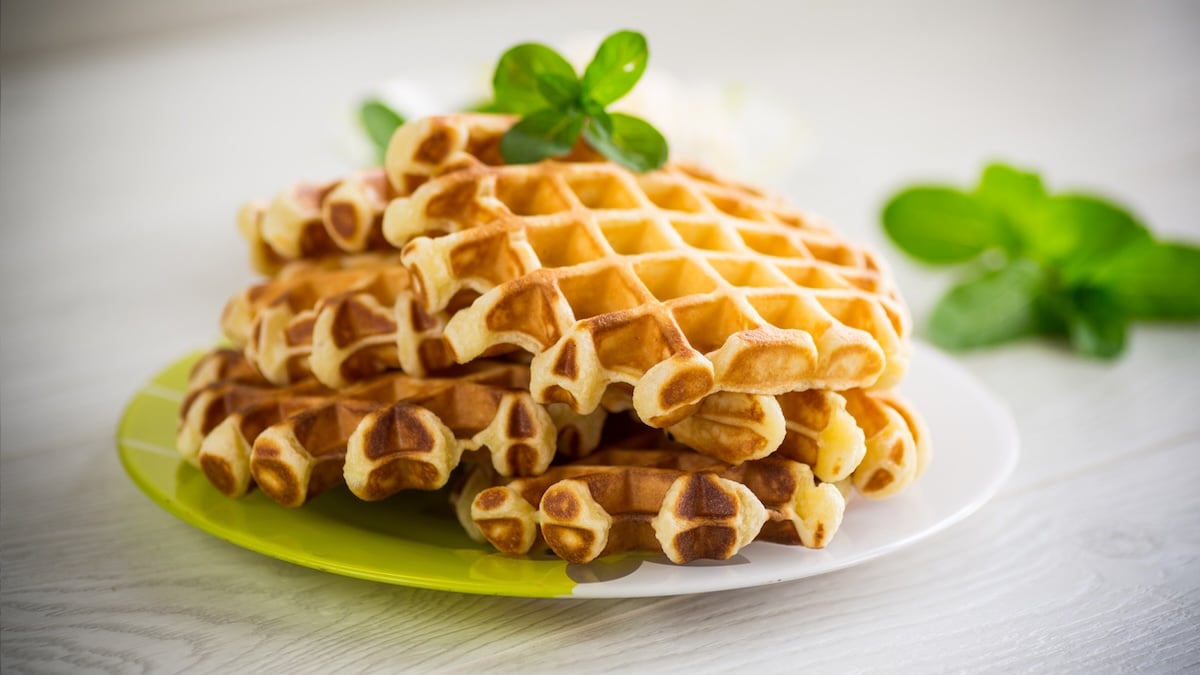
222 254 455 387
465 448 844 564
177 349 605 506
380 114 910 429
238 168 395 274
842 388 931 498
665 387 926 491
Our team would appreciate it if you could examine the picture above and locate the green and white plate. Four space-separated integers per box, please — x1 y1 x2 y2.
117 343 1017 598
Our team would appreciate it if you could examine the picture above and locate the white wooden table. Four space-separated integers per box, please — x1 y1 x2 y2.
2 1 1198 671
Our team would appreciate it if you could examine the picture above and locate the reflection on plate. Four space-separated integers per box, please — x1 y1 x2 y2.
117 343 1018 598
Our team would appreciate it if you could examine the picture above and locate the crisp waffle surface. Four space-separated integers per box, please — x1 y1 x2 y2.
199 112 933 567
665 387 928 496
222 254 454 388
177 349 605 507
841 388 931 498
235 117 548 272
382 114 912 429
462 448 845 564
238 168 395 274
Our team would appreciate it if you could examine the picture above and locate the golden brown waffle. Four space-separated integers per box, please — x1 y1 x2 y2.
221 254 454 387
465 448 844 564
238 168 395 274
841 388 931 498
177 349 605 506
665 387 927 494
380 115 910 429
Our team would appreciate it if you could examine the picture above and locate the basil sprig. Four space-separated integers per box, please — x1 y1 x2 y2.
490 30 668 171
883 164 1200 358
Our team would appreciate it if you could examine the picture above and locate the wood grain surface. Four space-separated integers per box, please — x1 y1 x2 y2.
2 1 1198 672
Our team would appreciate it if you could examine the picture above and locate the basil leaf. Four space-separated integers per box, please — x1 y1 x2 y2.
493 43 579 115
882 187 1013 264
582 112 668 172
581 30 648 106
1024 194 1151 278
499 108 585 164
359 100 405 163
1087 240 1200 319
1062 286 1127 358
927 259 1045 349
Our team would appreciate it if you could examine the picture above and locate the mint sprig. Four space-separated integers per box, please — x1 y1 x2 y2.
489 30 668 171
359 99 406 164
883 163 1200 358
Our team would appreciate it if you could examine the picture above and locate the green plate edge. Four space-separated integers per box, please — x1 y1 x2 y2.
116 350 578 598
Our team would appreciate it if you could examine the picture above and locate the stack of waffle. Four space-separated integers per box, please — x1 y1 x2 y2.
181 114 930 565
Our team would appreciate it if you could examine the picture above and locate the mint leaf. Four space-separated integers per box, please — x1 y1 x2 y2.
535 71 581 108
581 30 649 106
1062 286 1127 358
359 100 405 163
974 163 1045 251
468 99 506 113
975 163 1045 210
1024 194 1150 278
492 43 578 115
882 162 1200 358
499 108 585 164
882 187 1013 264
582 112 668 172
1087 240 1200 319
488 32 669 171
1032 286 1070 336
927 259 1045 349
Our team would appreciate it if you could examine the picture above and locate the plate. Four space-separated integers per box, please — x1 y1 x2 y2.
117 343 1018 598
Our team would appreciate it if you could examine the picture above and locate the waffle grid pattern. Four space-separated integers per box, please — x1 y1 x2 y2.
178 350 603 507
197 113 931 565
238 168 394 273
222 255 454 388
464 448 844 564
380 116 910 428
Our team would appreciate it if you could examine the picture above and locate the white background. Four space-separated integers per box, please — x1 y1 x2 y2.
2 1 1198 672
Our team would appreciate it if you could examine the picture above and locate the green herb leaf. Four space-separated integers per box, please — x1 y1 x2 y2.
492 43 579 115
581 30 649 106
535 71 582 108
1032 286 1070 336
1023 194 1151 277
582 112 668 172
1027 278 1128 357
1087 240 1200 319
882 187 1013 264
974 163 1045 251
468 99 506 113
975 163 1046 210
1062 286 1127 358
927 259 1046 349
488 31 669 171
499 108 585 164
359 100 405 163
580 96 607 118
883 162 1200 358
